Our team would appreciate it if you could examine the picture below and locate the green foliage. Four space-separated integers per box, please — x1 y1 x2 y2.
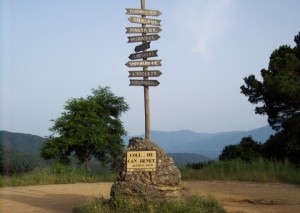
241 32 300 166
219 137 262 161
73 195 226 213
51 162 77 175
263 116 300 166
0 166 116 187
41 86 129 170
0 131 48 175
0 146 49 175
181 159 300 185
262 132 286 162
168 153 211 167
239 137 262 161
186 161 214 170
240 40 300 130
219 144 240 161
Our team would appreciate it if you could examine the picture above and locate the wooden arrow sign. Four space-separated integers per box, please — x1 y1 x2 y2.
128 34 160 43
130 80 160 87
126 27 162 34
128 70 162 78
134 42 151 52
128 17 161 26
126 8 162 16
129 50 158 60
125 60 162 67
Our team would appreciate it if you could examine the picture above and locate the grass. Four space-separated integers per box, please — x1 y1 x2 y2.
181 158 300 185
72 194 227 213
1 158 299 187
2 159 297 212
0 166 116 187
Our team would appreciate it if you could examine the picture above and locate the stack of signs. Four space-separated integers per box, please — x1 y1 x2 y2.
125 8 162 87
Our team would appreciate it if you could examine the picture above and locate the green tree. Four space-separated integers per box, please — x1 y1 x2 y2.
219 137 262 161
241 32 300 166
238 137 262 161
0 146 3 175
41 86 129 171
219 144 239 161
262 133 286 162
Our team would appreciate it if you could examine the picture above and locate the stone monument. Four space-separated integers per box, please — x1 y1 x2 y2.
110 138 182 203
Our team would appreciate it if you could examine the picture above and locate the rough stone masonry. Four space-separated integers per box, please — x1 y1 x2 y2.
110 137 182 203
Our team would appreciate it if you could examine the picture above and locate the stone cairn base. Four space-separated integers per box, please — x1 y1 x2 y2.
110 137 182 204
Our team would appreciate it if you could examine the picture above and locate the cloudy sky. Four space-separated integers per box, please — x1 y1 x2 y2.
1 0 300 137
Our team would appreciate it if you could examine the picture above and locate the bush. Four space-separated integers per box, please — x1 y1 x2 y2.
73 195 226 213
0 146 47 175
51 163 78 175
186 161 214 170
219 136 262 161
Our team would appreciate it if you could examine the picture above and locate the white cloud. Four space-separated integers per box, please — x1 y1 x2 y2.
172 0 235 60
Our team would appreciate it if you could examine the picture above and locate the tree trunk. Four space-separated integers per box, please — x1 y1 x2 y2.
84 156 90 174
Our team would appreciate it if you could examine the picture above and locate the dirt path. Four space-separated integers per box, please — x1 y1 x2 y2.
185 181 300 213
0 183 112 213
0 181 299 213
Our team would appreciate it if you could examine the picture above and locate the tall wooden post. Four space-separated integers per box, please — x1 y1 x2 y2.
141 0 151 140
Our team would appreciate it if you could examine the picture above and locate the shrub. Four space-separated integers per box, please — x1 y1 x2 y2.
73 195 226 213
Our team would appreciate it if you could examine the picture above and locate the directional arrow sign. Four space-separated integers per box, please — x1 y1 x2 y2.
128 17 161 26
128 34 160 43
126 8 162 16
128 70 162 78
129 50 158 60
130 80 160 87
126 27 162 34
134 42 151 52
125 60 162 67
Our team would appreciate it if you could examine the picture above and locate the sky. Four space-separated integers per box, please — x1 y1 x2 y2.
1 0 300 137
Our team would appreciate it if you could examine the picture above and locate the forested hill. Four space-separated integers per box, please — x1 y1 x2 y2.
0 131 45 154
1 125 275 159
0 131 210 167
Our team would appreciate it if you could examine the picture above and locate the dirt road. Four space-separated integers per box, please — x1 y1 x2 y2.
1 181 299 213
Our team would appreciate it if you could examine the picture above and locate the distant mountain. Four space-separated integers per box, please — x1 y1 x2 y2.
167 153 211 167
124 126 275 159
1 126 275 164
0 131 45 154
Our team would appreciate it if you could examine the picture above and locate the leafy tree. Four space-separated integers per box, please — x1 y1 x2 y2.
0 146 49 175
219 144 239 161
241 33 300 131
241 32 300 166
219 137 262 161
262 133 286 162
0 146 3 175
238 137 262 161
41 86 129 171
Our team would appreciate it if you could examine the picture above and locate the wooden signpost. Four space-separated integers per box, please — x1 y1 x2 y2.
113 2 183 202
130 79 160 87
128 34 160 43
134 42 151 52
128 17 161 26
126 27 162 34
129 50 158 60
125 60 161 67
125 0 162 140
128 70 162 77
126 8 161 16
